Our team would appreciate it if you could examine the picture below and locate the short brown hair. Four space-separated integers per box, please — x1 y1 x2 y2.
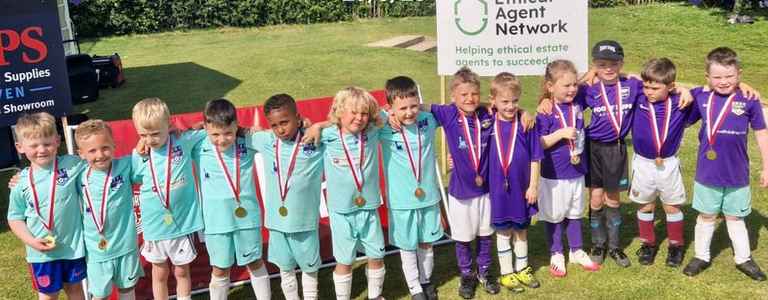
450 66 481 92
641 58 677 85
706 47 740 72
15 112 58 141
385 76 419 105
75 119 114 146
490 72 521 98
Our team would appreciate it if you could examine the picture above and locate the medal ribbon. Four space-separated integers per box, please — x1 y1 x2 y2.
493 113 518 182
706 92 736 148
275 132 302 201
149 139 173 211
400 124 422 184
83 166 112 235
215 142 241 204
339 127 365 194
554 102 577 154
29 158 58 234
599 81 624 138
459 111 482 173
647 98 672 157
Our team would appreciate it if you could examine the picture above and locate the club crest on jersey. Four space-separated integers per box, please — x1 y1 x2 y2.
302 144 317 156
171 146 184 164
111 176 125 190
236 143 248 156
56 169 68 185
731 101 746 116
481 119 492 129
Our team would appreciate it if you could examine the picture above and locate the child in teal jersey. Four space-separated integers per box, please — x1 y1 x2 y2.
380 76 442 300
130 98 205 300
194 99 271 300
8 112 88 300
75 120 143 300
245 94 323 300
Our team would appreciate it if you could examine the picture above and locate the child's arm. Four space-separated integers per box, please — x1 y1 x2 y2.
526 161 540 205
540 127 576 150
755 129 768 187
673 85 694 109
8 220 55 251
301 121 333 145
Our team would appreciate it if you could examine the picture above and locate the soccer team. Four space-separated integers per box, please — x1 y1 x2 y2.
7 40 768 300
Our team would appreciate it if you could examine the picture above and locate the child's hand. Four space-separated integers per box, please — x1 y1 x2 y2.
739 82 761 100
30 238 55 252
537 98 554 114
302 117 313 128
520 110 536 132
447 154 454 171
761 169 768 188
388 113 403 131
579 68 597 85
135 139 150 156
7 172 20 189
525 186 538 205
675 86 694 109
557 127 577 140
301 124 323 146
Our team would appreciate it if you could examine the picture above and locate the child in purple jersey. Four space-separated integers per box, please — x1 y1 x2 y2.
430 67 500 299
486 73 544 293
536 60 600 278
630 59 690 268
682 47 768 281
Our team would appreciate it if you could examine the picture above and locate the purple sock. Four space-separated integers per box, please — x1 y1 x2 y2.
477 235 493 277
546 221 564 254
566 218 584 251
455 241 473 277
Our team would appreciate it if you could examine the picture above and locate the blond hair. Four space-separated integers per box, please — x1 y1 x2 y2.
490 72 521 98
450 66 481 92
327 86 382 128
14 112 58 141
132 97 170 130
539 60 578 104
75 119 114 146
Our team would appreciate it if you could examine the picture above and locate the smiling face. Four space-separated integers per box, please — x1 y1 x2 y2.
593 59 624 84
205 123 238 152
390 96 421 126
266 107 301 141
706 63 741 95
491 91 520 121
77 132 115 171
451 82 481 114
548 71 579 104
16 134 60 169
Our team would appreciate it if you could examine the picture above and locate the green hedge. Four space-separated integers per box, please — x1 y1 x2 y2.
69 0 436 37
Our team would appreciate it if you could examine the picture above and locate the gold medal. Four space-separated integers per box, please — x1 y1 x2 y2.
354 196 366 207
414 187 425 198
163 213 174 225
279 206 288 217
474 175 484 187
706 149 717 160
234 206 247 218
655 157 664 167
98 238 108 250
570 155 580 165
44 235 56 248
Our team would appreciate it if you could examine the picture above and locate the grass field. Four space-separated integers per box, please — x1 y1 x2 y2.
2 3 768 299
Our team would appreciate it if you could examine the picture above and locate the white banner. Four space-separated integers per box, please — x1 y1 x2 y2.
437 0 588 76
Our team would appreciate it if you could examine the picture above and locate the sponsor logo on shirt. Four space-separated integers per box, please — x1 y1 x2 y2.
592 103 633 114
394 141 404 151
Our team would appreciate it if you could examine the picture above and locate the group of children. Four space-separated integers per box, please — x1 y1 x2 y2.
7 40 768 300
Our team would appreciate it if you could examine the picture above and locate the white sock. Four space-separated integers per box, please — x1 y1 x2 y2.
333 272 353 300
366 266 386 299
514 239 529 272
726 219 752 264
176 296 192 300
118 290 136 300
496 233 514 275
416 247 434 284
400 250 423 295
694 219 716 262
302 272 319 300
208 275 230 300
280 270 300 300
249 264 272 300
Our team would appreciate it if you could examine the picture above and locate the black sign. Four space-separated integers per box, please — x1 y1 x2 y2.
0 0 72 126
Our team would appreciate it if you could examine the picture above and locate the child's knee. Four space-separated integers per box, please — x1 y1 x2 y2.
174 264 191 278
638 202 656 212
368 258 384 269
246 259 264 272
512 229 528 240
212 266 230 278
335 263 352 275
662 204 681 214
698 214 717 222
418 243 432 250
724 215 743 221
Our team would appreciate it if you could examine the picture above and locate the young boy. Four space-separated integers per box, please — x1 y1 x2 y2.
130 98 206 300
76 120 143 299
245 94 323 300
194 99 271 300
380 76 443 300
629 58 690 267
487 73 543 292
430 67 500 299
8 112 87 300
683 47 768 281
